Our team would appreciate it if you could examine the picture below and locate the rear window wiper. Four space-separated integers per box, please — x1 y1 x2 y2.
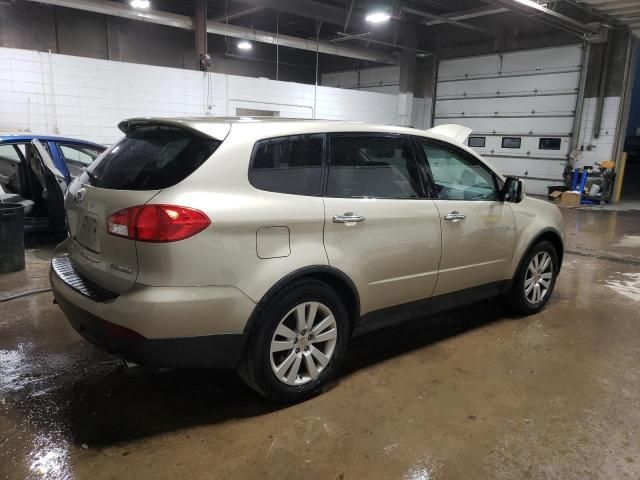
85 169 98 183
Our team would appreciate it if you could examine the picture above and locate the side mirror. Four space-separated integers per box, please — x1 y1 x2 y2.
501 177 524 203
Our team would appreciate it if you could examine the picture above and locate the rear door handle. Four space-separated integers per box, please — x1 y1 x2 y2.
333 212 366 223
444 211 466 223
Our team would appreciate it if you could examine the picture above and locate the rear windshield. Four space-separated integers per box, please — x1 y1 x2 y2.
86 126 221 190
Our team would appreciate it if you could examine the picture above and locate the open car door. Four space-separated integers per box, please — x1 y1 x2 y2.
29 139 67 232
0 146 19 195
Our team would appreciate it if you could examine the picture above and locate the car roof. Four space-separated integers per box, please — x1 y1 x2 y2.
129 116 423 133
120 116 503 175
0 133 105 148
121 116 453 143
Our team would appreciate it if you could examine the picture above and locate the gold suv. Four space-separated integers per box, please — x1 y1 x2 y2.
49 117 563 402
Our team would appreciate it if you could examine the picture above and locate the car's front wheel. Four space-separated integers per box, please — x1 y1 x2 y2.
238 279 350 402
508 240 559 315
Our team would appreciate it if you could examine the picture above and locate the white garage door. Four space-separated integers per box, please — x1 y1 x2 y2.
434 44 583 196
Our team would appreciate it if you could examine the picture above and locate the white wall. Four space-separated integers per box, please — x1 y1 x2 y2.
0 47 402 145
572 97 621 170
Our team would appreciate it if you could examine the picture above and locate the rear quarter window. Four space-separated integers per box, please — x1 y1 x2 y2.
87 126 220 190
249 134 324 196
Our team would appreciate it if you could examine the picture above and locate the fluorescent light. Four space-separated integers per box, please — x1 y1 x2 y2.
365 11 391 23
237 40 252 50
512 0 547 7
130 0 150 8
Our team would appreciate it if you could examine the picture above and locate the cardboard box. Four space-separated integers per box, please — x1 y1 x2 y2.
559 191 581 207
550 190 581 207
549 190 563 201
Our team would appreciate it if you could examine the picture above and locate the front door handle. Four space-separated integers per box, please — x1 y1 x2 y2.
333 212 366 223
444 211 466 223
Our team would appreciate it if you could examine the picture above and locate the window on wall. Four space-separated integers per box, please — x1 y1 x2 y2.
249 134 324 196
539 138 562 150
502 137 521 149
326 135 423 199
468 137 486 148
419 141 499 201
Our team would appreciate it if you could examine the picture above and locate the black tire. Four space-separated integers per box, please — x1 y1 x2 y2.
238 279 350 403
508 240 559 315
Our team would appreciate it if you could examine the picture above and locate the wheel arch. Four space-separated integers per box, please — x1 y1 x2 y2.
512 227 564 282
243 265 361 335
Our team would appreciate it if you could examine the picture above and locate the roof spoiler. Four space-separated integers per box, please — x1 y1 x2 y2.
118 118 231 141
426 124 473 144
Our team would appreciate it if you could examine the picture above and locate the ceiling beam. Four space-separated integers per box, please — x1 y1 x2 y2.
332 32 434 56
602 6 640 15
230 0 345 26
422 6 509 26
581 0 640 11
401 6 495 35
23 0 398 64
484 0 601 36
212 6 263 23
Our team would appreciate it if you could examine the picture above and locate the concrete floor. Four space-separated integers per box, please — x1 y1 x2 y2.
1 208 639 480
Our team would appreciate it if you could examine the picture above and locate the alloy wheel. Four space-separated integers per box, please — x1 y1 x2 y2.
524 251 553 304
269 301 338 386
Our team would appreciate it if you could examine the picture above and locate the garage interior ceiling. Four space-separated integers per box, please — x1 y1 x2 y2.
577 0 640 37
18 0 630 71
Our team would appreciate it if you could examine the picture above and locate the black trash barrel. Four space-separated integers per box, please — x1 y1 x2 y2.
0 203 25 273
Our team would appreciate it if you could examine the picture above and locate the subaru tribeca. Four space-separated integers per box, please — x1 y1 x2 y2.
50 117 563 402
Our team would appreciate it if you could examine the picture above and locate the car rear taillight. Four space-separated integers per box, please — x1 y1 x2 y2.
107 205 210 242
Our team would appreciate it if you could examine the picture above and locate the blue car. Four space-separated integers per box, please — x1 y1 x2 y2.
0 134 106 233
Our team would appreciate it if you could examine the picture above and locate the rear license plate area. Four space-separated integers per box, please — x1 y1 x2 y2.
75 214 99 252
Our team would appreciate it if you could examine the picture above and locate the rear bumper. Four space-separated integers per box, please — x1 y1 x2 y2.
53 286 246 368
50 246 255 369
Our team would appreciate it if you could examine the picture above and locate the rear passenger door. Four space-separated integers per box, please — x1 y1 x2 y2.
322 133 442 317
416 139 516 295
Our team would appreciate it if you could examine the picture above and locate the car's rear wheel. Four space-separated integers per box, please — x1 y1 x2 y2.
238 279 349 402
508 240 558 315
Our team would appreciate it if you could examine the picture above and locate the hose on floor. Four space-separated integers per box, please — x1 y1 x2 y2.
0 288 52 302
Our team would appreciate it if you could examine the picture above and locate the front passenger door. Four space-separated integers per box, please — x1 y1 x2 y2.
417 139 516 296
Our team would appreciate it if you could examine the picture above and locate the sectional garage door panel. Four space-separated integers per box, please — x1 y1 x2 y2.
469 136 572 160
438 45 582 81
435 72 580 100
433 117 575 136
434 44 583 196
435 94 577 118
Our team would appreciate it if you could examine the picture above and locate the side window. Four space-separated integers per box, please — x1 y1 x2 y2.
0 144 25 193
249 134 324 196
59 144 102 166
326 135 423 199
0 144 23 162
420 142 499 201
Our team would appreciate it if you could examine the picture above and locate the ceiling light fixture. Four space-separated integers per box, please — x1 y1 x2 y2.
512 0 548 7
130 0 150 9
365 10 391 23
238 40 252 50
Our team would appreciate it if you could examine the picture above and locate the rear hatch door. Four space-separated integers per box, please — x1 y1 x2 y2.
66 183 159 294
65 120 225 294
